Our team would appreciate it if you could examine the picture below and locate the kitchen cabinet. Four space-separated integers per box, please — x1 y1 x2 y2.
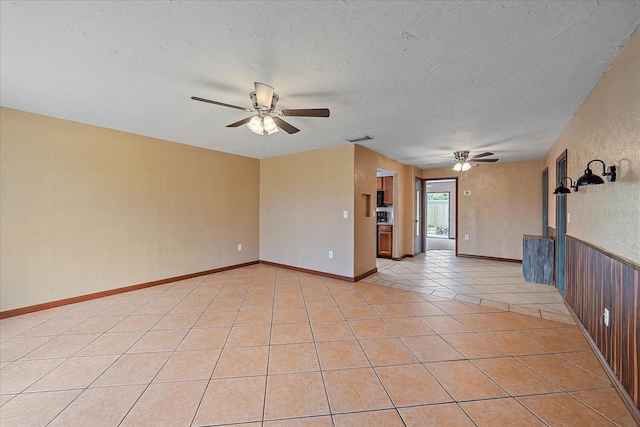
382 176 393 205
378 224 392 258
377 176 393 205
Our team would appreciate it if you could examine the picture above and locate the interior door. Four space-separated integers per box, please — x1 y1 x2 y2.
414 177 423 254
556 153 567 296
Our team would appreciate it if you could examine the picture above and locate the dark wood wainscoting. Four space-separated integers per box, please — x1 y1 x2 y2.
565 235 639 409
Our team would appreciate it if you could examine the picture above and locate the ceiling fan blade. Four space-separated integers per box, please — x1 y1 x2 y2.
280 108 330 117
273 117 300 134
254 82 274 108
191 96 253 112
226 117 253 128
471 152 494 159
471 158 499 162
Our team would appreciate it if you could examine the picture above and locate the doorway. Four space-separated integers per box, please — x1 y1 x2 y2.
424 179 457 252
376 168 396 259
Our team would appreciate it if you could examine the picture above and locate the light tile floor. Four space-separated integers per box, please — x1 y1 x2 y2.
0 258 636 426
371 250 573 324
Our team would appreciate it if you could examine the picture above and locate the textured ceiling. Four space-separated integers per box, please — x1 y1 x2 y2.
1 1 638 168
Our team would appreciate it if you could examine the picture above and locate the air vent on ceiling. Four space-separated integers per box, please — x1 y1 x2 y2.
346 135 372 143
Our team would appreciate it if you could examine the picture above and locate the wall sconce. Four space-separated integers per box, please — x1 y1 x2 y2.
553 177 578 195
576 159 617 187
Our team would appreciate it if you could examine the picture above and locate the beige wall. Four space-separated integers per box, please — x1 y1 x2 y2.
353 145 420 276
423 160 543 260
0 108 260 311
544 30 640 264
260 144 355 277
354 145 378 277
7 29 637 312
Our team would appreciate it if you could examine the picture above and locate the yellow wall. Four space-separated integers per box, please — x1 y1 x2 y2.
0 108 260 311
544 29 640 264
260 144 355 277
423 160 543 260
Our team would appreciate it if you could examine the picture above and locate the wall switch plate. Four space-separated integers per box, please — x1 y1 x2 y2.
237 244 242 251
464 234 469 240
328 251 333 259
603 308 610 326
567 213 571 223
343 211 348 219
463 190 471 196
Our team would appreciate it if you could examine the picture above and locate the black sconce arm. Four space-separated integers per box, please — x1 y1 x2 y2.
586 159 617 182
561 176 578 191
553 176 578 194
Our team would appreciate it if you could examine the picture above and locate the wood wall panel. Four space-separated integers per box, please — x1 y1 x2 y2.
566 235 639 409
547 226 556 238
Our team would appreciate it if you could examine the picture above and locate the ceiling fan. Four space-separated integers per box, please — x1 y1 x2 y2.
452 150 499 171
191 82 330 135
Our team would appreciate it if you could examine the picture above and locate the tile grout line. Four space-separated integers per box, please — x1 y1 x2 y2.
187 270 245 427
305 274 336 425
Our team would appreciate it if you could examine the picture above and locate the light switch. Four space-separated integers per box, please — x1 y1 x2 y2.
463 190 471 196
343 211 348 219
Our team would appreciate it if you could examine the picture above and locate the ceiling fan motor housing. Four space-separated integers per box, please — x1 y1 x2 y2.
250 91 279 113
454 150 470 161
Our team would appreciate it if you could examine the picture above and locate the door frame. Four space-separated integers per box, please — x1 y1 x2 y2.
414 177 424 255
555 150 568 296
418 177 459 256
542 167 549 236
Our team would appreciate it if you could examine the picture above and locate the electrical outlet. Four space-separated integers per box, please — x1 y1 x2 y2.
343 211 348 219
328 251 333 259
603 308 610 326
237 244 242 251
464 234 469 240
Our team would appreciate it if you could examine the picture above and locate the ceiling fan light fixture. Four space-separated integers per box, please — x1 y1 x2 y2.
453 161 471 172
263 116 279 134
247 116 264 135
